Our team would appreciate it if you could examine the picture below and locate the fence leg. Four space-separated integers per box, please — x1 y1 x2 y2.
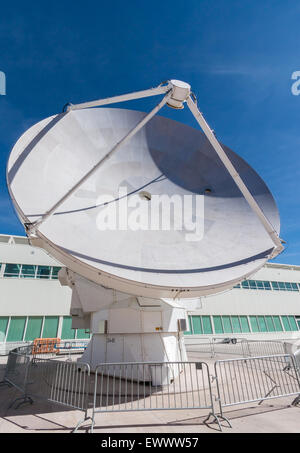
203 411 232 432
72 410 93 433
291 394 300 406
89 416 95 434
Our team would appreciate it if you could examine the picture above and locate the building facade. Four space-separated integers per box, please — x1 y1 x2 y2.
0 233 299 352
183 263 300 342
0 234 89 351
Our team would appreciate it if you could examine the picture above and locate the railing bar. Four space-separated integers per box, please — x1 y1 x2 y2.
143 365 146 410
258 357 270 399
222 361 230 405
137 365 140 410
112 365 116 409
77 364 83 409
106 365 110 410
246 354 255 399
189 363 194 408
119 364 122 410
69 363 75 406
183 363 188 408
243 358 253 401
161 364 164 409
131 364 134 410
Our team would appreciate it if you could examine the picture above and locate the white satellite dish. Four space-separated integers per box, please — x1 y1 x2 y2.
6 80 284 374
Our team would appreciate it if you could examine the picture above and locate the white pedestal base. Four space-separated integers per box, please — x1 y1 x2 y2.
79 332 187 384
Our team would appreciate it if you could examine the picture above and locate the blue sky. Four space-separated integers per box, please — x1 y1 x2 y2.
0 0 299 264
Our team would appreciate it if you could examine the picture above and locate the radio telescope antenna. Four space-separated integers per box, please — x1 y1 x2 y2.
7 79 283 375
23 80 283 258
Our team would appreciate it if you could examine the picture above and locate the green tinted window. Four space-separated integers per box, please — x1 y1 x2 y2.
61 316 76 339
51 267 61 279
250 316 259 332
25 317 43 341
0 317 9 341
249 280 257 289
265 316 275 332
4 263 21 277
281 316 292 331
76 329 90 339
6 317 26 342
240 316 250 333
37 265 51 279
42 316 59 338
191 316 202 334
222 316 233 333
271 281 279 290
231 316 241 333
21 264 36 278
263 281 271 290
273 316 283 331
288 316 298 331
202 316 212 334
258 316 267 332
213 316 223 334
241 281 249 289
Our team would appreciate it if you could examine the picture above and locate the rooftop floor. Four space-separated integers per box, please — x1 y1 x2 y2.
0 351 299 434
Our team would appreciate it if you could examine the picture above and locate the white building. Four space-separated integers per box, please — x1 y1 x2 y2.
0 233 89 352
183 263 300 342
0 233 299 352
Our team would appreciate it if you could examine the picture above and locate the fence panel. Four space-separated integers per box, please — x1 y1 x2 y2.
26 357 90 412
0 346 91 431
185 339 214 357
214 354 300 413
2 351 31 392
0 350 33 407
212 338 250 357
91 361 227 431
247 341 285 357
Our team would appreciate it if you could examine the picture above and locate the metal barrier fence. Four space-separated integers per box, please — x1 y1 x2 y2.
0 350 33 407
0 341 32 356
0 347 91 432
185 337 287 358
246 340 285 357
1 347 300 432
91 361 229 432
214 354 300 420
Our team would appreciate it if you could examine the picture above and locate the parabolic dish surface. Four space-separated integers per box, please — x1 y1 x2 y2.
7 108 280 298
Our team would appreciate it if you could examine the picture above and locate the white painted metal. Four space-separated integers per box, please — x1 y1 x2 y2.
186 95 283 258
66 82 170 111
7 77 282 329
60 269 187 370
166 79 190 109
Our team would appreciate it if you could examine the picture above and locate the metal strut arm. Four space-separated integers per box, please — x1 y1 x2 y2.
186 95 284 258
28 89 172 232
67 82 171 111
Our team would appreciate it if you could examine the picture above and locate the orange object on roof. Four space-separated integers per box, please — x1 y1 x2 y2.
32 338 60 355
